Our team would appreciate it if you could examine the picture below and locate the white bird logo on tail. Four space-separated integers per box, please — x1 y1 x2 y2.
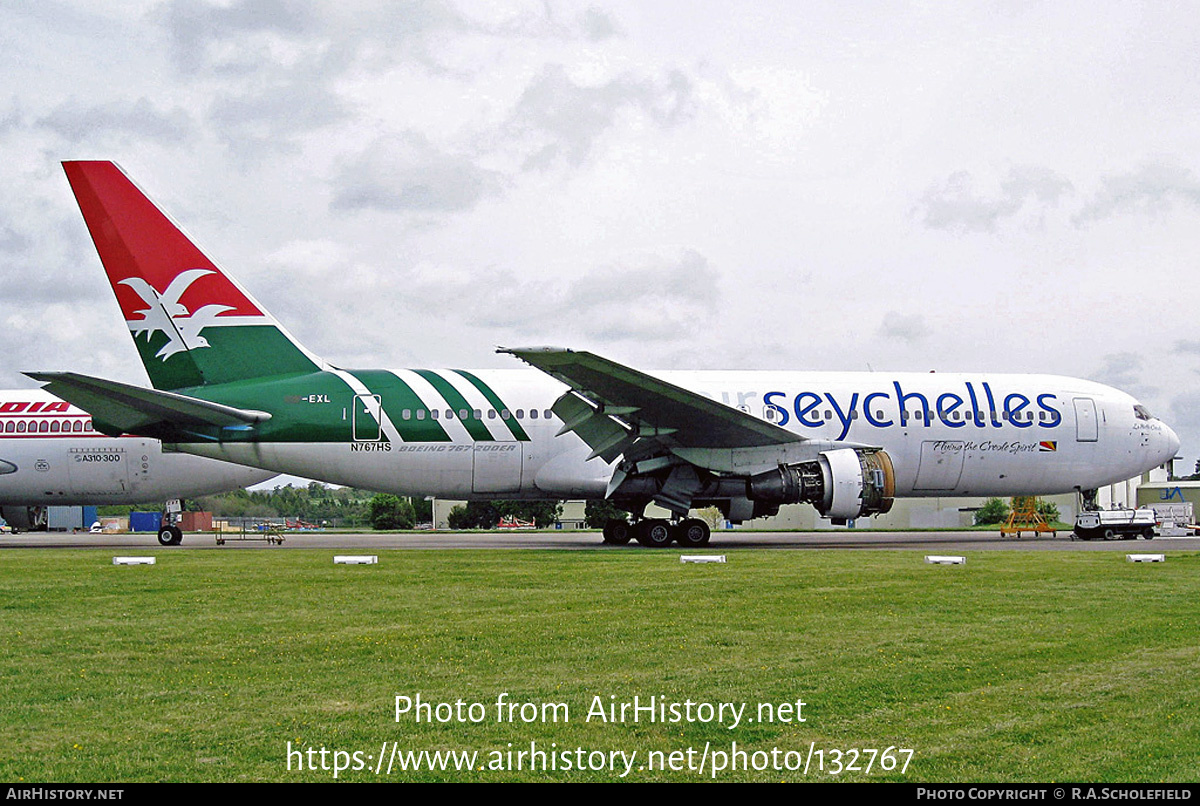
119 269 233 360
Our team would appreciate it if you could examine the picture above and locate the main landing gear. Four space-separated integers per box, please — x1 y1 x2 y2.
601 518 711 548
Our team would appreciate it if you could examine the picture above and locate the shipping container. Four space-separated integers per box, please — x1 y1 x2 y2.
129 511 163 533
47 506 84 531
179 511 212 532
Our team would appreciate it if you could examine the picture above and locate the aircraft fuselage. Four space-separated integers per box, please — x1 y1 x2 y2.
0 389 275 507
170 367 1176 502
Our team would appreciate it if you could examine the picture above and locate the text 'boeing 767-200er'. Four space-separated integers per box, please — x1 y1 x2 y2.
29 160 1179 547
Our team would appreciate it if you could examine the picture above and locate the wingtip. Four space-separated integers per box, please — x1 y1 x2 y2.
497 345 573 355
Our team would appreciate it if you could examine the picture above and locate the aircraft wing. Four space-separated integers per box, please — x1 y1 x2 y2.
25 371 270 437
499 347 804 462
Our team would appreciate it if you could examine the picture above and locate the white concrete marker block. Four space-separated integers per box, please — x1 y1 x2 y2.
1127 554 1165 563
113 557 156 565
335 555 378 565
681 555 726 564
925 555 966 565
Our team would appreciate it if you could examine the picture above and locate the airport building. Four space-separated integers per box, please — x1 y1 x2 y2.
1136 479 1200 512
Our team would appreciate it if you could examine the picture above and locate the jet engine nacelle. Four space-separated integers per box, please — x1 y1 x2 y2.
747 448 895 520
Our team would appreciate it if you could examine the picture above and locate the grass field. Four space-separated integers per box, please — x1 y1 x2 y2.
1 548 1197 782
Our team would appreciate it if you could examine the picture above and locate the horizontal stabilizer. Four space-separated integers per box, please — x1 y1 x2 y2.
25 371 270 435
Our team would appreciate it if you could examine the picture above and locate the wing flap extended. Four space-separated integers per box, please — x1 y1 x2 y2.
501 347 804 451
25 371 270 436
550 391 639 463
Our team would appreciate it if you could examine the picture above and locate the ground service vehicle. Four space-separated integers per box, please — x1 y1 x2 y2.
1073 508 1157 540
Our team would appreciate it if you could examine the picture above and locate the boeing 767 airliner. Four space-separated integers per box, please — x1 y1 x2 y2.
29 161 1180 547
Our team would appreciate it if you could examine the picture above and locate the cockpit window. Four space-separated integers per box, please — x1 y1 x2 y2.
1134 404 1153 421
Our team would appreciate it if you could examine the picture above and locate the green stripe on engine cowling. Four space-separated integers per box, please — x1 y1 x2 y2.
453 370 530 442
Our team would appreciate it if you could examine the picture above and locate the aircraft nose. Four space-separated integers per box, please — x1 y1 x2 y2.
1152 419 1182 468
1164 422 1181 462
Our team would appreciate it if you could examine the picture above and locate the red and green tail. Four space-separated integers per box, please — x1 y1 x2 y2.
62 161 325 391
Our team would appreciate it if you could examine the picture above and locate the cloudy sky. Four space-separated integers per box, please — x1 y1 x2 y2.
3 1 1200 473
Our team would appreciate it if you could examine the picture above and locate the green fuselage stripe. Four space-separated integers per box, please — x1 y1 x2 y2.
413 369 494 442
453 370 531 442
349 370 452 442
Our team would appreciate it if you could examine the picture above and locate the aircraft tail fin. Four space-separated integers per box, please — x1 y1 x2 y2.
62 161 325 391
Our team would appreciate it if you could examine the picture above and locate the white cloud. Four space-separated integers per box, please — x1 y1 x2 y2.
330 132 505 213
918 166 1073 233
1075 160 1200 224
878 312 929 345
507 63 694 170
37 98 193 144
1089 353 1157 400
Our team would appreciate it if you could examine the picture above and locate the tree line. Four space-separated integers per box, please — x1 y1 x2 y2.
99 482 572 531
